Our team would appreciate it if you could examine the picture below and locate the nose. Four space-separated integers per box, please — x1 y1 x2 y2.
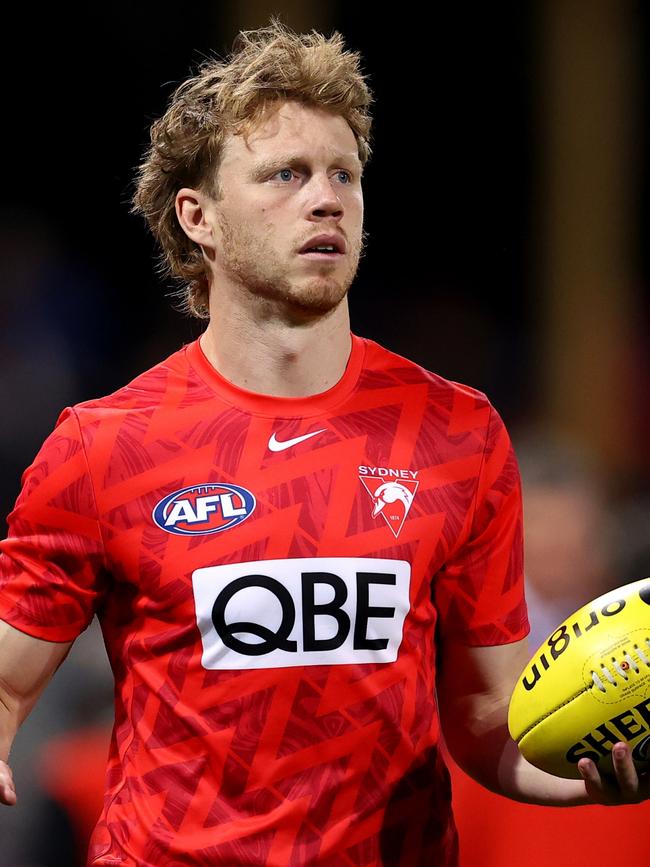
305 173 343 221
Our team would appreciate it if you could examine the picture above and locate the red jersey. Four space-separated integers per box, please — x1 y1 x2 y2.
0 335 528 866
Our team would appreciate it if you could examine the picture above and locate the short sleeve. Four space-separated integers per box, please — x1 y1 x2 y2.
433 405 529 646
0 408 107 642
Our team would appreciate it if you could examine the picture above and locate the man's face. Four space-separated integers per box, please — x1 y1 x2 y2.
205 101 364 317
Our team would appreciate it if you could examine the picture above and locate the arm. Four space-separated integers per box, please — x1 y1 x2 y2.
437 636 649 806
0 618 72 806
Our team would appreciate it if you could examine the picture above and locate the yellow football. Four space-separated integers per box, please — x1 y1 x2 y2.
508 577 650 779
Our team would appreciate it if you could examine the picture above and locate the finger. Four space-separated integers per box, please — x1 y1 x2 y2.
0 761 16 807
577 757 616 805
611 742 639 800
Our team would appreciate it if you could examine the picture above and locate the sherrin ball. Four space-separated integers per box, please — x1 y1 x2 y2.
508 577 650 779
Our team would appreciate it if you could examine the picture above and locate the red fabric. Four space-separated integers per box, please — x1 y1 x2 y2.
0 335 528 866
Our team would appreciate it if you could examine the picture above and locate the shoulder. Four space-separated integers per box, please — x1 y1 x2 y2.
42 342 210 459
65 341 201 423
359 336 495 422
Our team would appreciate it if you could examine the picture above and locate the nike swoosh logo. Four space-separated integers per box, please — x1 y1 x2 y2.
268 429 326 452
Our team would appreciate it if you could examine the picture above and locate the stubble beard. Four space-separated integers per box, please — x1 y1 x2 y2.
216 212 364 318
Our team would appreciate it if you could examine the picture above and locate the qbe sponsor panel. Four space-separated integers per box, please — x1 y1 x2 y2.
192 557 411 670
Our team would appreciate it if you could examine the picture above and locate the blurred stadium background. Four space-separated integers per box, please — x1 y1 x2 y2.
1 1 649 864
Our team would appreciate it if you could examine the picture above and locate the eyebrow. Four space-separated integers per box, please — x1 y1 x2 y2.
250 153 363 180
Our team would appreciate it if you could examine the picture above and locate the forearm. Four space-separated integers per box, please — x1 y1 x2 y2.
0 689 19 806
0 620 73 806
494 732 588 806
439 640 648 807
445 705 590 807
443 686 650 808
0 680 21 763
0 723 14 765
437 641 586 806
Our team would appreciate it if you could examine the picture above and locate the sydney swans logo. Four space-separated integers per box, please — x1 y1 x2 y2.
359 466 419 537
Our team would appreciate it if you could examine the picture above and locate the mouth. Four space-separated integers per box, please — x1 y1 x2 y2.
299 250 344 262
298 234 346 260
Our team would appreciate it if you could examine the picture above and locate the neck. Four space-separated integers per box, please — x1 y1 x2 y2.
200 298 352 398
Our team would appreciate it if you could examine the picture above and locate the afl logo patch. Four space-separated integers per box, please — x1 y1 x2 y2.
153 483 256 536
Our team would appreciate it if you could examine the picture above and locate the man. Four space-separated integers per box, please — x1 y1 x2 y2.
0 21 646 867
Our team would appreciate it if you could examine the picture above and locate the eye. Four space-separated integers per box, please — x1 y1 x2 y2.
273 168 295 182
336 170 352 184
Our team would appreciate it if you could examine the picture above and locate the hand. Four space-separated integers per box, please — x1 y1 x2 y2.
0 759 16 806
578 742 650 805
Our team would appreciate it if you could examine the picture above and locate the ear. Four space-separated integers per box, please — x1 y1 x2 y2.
175 188 215 250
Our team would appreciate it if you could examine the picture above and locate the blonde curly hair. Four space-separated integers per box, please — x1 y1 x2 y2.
132 20 373 319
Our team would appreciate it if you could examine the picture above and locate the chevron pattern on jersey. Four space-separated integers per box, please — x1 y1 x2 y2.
0 335 528 866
